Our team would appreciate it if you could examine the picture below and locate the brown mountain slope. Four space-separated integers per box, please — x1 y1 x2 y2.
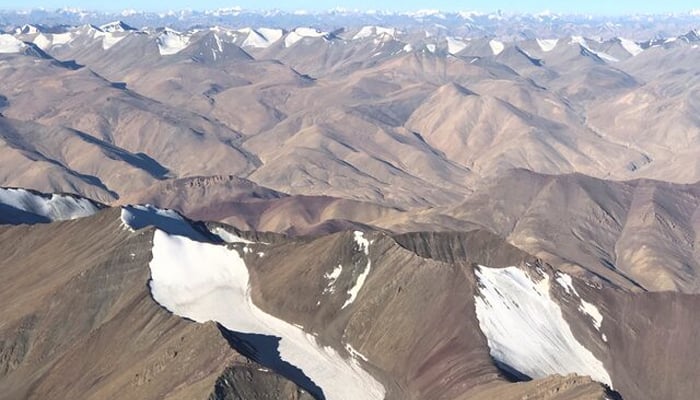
0 208 312 399
379 170 700 293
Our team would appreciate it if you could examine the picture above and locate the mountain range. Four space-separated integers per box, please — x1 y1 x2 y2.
1 12 699 400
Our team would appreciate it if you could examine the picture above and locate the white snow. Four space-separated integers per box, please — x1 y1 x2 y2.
94 31 126 50
284 27 326 47
51 32 73 46
211 226 255 244
619 37 643 56
345 343 369 362
425 43 436 53
579 299 603 331
0 187 100 223
120 204 211 241
342 232 372 309
257 28 284 43
446 37 467 54
353 26 396 40
536 38 559 52
323 264 343 294
32 33 52 50
353 230 370 255
489 39 504 55
121 204 182 226
555 272 578 295
157 29 190 55
474 266 612 386
239 27 282 48
555 272 606 337
99 21 131 33
0 35 25 54
20 24 39 34
402 43 413 52
571 36 619 62
148 230 385 400
570 35 586 46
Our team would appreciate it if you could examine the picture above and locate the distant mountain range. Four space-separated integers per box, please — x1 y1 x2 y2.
2 8 700 39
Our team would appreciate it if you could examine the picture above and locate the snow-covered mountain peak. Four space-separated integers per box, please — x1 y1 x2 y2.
99 20 137 33
352 26 397 40
284 27 328 47
156 28 191 55
237 27 283 48
18 24 40 35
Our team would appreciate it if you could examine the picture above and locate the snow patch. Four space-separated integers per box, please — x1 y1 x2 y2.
555 272 606 338
120 204 209 241
425 43 436 53
323 264 343 294
284 27 326 47
571 36 618 62
345 343 369 362
342 232 372 309
32 33 51 49
0 35 25 53
20 24 39 34
51 32 73 46
258 28 284 43
211 226 255 244
579 299 603 331
353 26 396 40
148 230 385 400
555 272 578 295
474 266 612 386
94 31 126 50
239 27 282 48
0 188 100 224
619 37 643 56
99 21 134 33
489 39 504 55
157 29 190 55
537 38 558 52
446 37 467 54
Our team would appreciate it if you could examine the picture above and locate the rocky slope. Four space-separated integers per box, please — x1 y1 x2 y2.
2 198 698 399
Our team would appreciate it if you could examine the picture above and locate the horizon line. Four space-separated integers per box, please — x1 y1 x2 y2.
2 7 700 18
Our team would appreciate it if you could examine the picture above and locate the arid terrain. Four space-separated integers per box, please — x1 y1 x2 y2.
1 10 700 400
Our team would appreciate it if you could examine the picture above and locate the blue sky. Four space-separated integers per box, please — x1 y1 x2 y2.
4 1 699 15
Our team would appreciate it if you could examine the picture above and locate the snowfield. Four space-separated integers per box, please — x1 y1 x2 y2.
0 34 25 53
148 229 386 400
157 29 190 55
446 36 468 54
489 39 504 55
284 27 326 47
474 266 612 387
0 187 101 224
537 38 559 52
353 26 396 40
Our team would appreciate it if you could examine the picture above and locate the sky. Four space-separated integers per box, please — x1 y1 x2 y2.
3 0 700 15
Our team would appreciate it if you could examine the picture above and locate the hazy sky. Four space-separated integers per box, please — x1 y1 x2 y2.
4 0 700 15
